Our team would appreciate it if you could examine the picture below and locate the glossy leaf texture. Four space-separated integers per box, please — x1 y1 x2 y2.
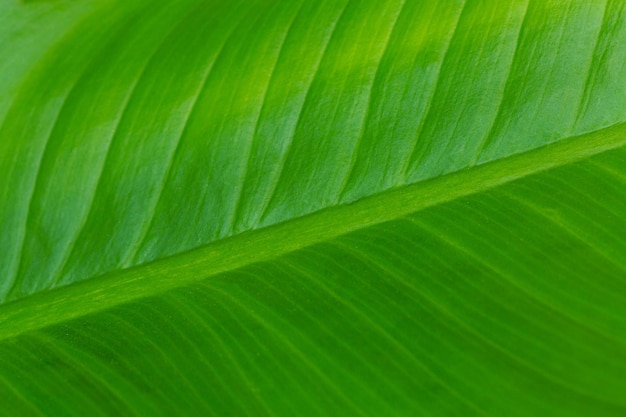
1 0 626 415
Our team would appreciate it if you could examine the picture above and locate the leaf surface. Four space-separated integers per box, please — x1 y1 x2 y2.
1 0 626 415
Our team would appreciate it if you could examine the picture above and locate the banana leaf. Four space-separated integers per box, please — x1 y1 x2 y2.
1 0 626 415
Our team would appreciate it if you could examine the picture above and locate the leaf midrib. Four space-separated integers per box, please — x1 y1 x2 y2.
1 121 625 341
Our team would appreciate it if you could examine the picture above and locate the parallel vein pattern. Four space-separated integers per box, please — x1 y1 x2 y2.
2 143 626 415
2 0 626 301
1 1 626 416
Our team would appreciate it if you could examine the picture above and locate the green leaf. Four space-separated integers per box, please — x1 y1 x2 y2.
1 0 626 415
